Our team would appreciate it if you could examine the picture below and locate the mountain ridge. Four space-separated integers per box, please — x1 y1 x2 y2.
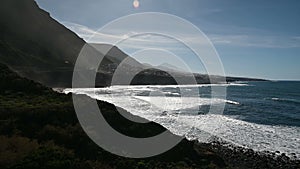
0 0 267 88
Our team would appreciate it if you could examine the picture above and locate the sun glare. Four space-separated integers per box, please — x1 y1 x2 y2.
133 0 139 8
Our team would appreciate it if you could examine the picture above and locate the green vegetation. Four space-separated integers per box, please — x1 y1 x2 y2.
0 64 226 169
0 0 290 168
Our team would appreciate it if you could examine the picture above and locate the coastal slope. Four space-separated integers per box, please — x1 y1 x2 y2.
1 62 299 169
0 0 266 88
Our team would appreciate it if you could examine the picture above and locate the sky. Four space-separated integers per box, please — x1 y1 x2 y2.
36 0 300 80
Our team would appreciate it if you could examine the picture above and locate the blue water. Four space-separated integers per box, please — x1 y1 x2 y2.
65 81 300 158
224 81 300 127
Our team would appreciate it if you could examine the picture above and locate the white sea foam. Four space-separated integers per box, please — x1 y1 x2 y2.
98 83 250 89
64 85 300 159
269 97 300 104
225 100 240 105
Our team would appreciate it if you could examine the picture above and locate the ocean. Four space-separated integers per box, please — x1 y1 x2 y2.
64 81 300 159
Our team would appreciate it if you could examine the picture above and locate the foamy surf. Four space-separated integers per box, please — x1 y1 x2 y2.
64 84 300 159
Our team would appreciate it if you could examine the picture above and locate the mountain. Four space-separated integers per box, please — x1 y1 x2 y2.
0 0 118 87
0 0 159 87
0 0 80 86
90 43 142 66
157 63 185 72
143 63 186 73
0 62 229 169
0 0 267 88
0 63 50 94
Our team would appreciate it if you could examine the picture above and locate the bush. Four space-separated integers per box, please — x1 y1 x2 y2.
10 144 76 169
0 136 39 168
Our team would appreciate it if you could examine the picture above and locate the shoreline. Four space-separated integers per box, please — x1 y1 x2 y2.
64 88 300 159
110 101 300 168
195 140 300 168
76 93 300 168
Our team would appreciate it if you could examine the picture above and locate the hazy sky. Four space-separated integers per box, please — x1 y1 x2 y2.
36 0 300 80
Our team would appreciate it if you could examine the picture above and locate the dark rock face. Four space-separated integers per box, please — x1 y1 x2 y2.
0 0 84 87
0 0 84 64
0 0 113 87
0 0 267 88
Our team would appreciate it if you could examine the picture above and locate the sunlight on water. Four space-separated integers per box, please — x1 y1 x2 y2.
64 83 300 159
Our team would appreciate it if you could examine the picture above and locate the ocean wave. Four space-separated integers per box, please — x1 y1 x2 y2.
133 96 238 110
162 91 181 96
98 83 250 89
64 87 300 159
225 100 240 105
269 97 300 104
163 114 300 159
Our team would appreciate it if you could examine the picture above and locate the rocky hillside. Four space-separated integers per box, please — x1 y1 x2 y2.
0 0 266 88
0 0 116 87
